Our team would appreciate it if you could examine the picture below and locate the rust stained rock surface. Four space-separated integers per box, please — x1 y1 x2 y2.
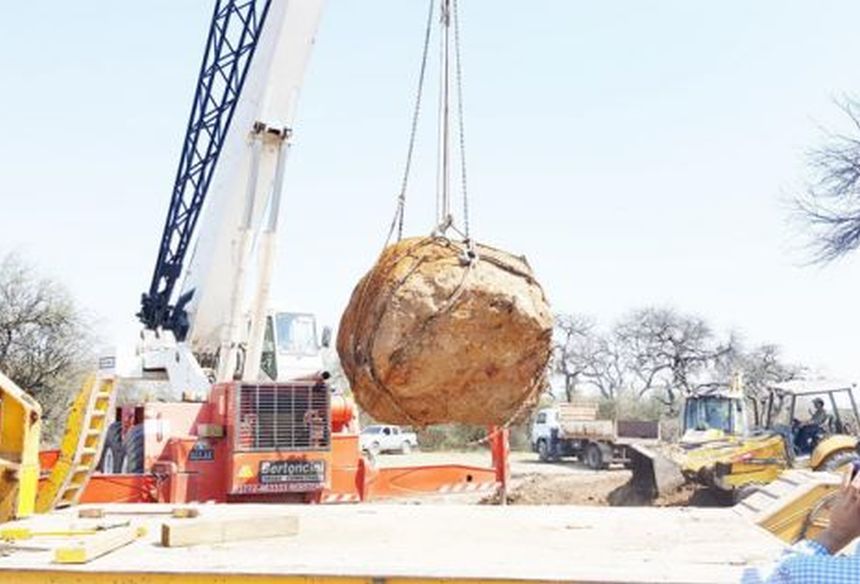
337 237 552 426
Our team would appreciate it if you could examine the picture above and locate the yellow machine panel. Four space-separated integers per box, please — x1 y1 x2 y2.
810 434 858 470
0 370 42 521
680 432 788 491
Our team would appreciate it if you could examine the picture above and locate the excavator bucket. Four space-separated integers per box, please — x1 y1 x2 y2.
628 443 686 499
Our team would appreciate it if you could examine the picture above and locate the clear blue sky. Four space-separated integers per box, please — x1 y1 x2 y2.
2 2 860 378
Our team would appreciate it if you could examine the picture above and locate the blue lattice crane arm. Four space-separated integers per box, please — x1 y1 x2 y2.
138 0 273 338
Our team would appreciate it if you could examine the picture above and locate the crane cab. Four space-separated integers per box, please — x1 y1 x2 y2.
260 311 330 383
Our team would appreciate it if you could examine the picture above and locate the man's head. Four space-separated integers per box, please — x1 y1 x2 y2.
813 397 825 411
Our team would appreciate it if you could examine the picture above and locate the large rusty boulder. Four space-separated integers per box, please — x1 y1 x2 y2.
337 236 552 426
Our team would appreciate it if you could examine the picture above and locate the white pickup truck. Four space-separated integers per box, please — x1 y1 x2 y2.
531 402 660 469
360 425 418 455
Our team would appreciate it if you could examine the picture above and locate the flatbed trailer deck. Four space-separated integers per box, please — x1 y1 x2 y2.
0 503 784 584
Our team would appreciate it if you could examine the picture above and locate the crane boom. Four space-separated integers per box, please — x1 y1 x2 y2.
138 0 324 383
135 0 325 390
138 0 276 339
179 0 324 370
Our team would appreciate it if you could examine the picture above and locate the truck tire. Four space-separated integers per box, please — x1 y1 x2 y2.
120 424 145 474
97 421 123 474
585 443 604 471
537 439 550 462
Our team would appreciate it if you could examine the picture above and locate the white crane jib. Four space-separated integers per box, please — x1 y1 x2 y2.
138 0 325 393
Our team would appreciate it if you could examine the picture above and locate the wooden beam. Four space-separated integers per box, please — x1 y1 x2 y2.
161 514 299 547
54 526 144 564
78 507 199 519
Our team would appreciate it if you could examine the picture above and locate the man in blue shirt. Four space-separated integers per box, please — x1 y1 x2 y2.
743 467 860 583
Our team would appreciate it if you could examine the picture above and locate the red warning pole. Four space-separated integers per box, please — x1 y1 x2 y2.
489 425 510 505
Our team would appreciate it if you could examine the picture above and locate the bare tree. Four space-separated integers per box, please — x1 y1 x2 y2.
727 343 804 424
0 253 93 441
614 308 735 410
552 308 801 419
552 314 628 400
796 97 860 262
552 314 594 401
582 335 628 401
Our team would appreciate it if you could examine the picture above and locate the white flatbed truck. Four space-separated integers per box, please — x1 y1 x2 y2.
531 402 661 469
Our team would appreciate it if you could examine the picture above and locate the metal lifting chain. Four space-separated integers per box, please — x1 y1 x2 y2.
435 0 472 244
452 0 471 241
386 0 436 246
385 0 473 247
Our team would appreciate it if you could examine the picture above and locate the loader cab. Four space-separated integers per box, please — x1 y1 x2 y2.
261 312 327 382
765 382 860 456
681 393 749 444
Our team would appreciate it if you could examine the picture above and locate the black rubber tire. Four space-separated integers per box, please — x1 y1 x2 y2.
537 439 550 462
585 443 604 470
97 421 123 474
120 424 145 474
819 449 858 472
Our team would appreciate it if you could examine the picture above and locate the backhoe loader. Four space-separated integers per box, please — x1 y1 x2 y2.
630 381 860 501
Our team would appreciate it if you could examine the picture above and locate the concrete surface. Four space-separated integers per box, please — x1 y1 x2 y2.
0 503 785 583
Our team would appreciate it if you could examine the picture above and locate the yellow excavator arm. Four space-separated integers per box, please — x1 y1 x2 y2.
0 371 42 521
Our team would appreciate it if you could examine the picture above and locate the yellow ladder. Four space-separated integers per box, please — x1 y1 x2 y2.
35 373 117 512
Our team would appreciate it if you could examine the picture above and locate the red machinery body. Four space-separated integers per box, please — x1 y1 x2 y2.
66 380 503 505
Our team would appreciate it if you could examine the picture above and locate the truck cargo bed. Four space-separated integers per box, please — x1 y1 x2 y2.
557 403 660 443
0 503 784 583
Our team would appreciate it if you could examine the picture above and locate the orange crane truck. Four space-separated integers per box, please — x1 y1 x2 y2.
0 1 808 581
27 0 505 512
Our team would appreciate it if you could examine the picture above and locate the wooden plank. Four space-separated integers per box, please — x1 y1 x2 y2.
558 402 599 421
559 419 615 439
161 513 299 547
54 526 143 564
79 507 199 519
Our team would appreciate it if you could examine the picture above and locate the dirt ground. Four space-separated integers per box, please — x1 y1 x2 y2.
375 450 725 507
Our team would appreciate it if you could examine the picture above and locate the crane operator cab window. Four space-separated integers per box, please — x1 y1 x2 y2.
260 312 325 382
261 317 278 380
275 313 319 356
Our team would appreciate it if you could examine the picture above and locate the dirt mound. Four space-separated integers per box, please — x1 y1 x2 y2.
483 472 729 507
338 236 552 426
483 472 631 506
606 480 725 507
